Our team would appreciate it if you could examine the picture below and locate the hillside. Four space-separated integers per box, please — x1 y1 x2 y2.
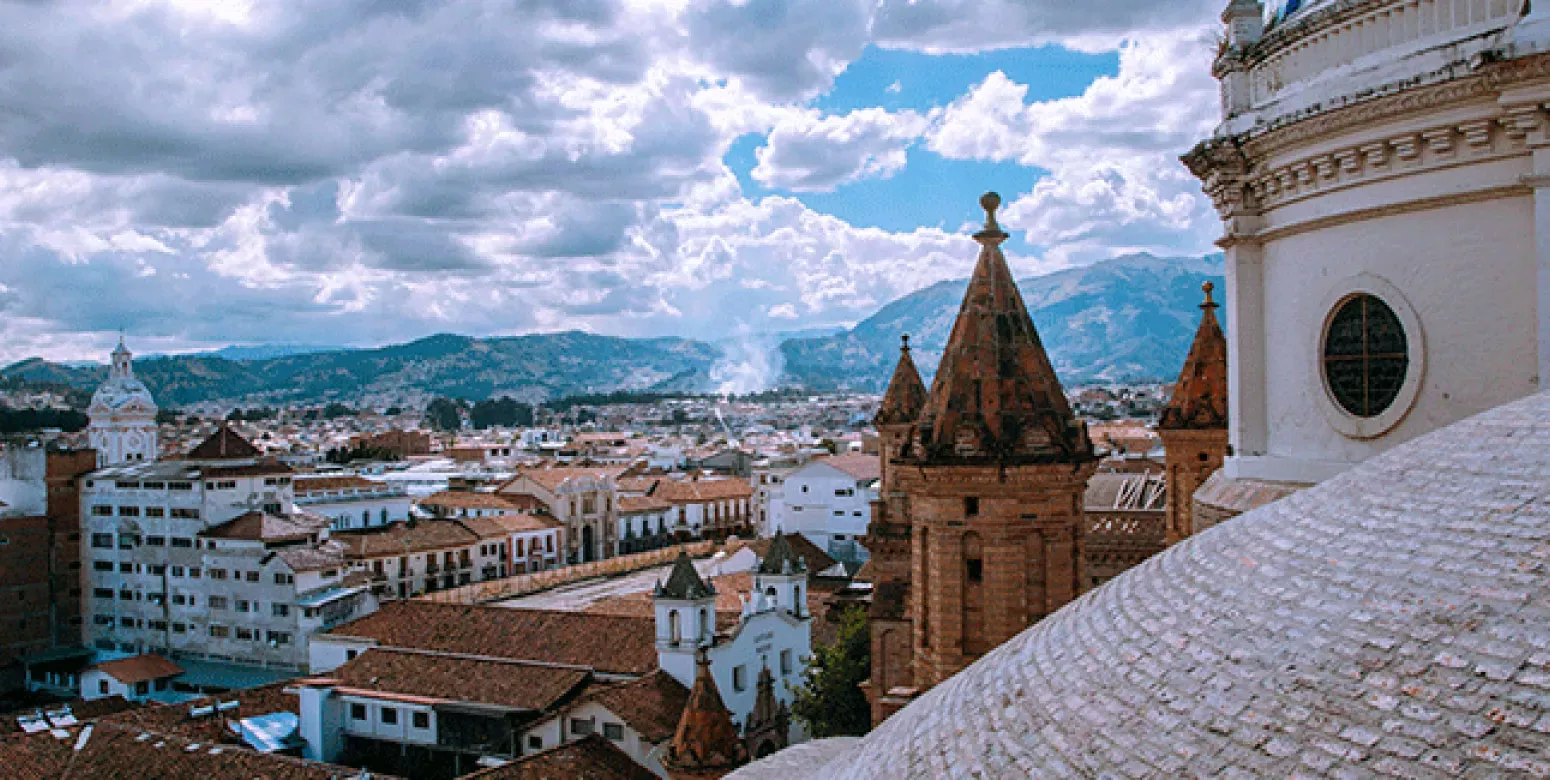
779 253 1226 391
2 254 1225 406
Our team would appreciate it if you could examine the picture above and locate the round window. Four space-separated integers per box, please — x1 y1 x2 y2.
1322 293 1409 418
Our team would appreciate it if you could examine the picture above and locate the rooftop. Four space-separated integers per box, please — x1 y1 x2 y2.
323 601 660 676
463 734 655 779
307 648 592 713
734 390 1550 778
90 654 183 685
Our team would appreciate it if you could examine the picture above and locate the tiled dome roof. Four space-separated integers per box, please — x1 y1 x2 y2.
734 390 1550 778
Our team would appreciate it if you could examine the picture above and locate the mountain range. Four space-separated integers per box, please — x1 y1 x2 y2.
1 253 1225 408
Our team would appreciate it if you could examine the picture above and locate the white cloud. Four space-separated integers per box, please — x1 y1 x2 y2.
0 0 1226 365
753 107 933 192
926 30 1221 264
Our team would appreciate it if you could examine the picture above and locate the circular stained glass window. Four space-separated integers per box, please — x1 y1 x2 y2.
1322 294 1409 418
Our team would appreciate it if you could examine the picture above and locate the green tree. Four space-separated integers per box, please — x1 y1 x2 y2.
791 606 871 738
424 397 464 432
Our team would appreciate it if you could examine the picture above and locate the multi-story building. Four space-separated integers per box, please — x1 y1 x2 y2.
332 513 562 600
293 475 413 531
496 467 623 563
80 424 377 671
0 440 96 676
644 478 754 541
766 454 878 565
616 496 674 556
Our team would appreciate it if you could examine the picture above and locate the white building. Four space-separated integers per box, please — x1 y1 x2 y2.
79 653 182 702
86 339 159 467
293 475 412 531
767 454 878 564
496 467 622 563
1182 0 1550 522
652 536 810 739
80 424 377 671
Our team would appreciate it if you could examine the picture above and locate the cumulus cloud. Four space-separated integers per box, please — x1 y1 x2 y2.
752 108 933 191
0 0 1225 365
926 31 1221 263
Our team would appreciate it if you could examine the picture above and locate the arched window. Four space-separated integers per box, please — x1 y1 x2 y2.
699 608 709 641
1323 293 1409 418
669 610 682 645
792 584 802 615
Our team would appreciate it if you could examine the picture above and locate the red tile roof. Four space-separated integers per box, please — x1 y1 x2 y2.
618 495 672 514
649 478 752 504
323 601 660 676
312 649 591 713
572 670 690 744
331 520 477 557
502 467 625 494
815 453 880 482
417 491 522 510
292 475 380 495
200 511 321 543
100 681 298 742
91 654 183 684
463 734 655 779
186 423 262 460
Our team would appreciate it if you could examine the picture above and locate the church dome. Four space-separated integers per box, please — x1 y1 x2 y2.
733 390 1550 778
90 341 157 414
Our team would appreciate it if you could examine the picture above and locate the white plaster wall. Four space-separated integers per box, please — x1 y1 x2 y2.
1256 193 1539 478
309 636 374 673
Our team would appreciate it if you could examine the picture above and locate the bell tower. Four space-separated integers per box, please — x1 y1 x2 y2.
87 337 160 467
901 193 1096 688
1159 282 1229 544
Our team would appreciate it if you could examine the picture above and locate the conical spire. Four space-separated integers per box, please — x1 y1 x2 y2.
874 335 928 426
663 651 748 776
657 550 715 600
756 531 805 576
910 193 1092 463
1159 281 1228 430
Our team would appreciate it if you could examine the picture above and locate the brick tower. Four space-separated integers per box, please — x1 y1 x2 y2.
662 650 749 780
900 192 1096 688
864 335 927 724
1158 281 1229 545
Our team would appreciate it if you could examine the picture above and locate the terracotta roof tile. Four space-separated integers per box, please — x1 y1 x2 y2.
185 423 262 461
815 453 880 483
323 601 659 676
90 654 183 685
908 194 1093 464
456 514 562 537
1159 281 1228 430
649 478 752 503
54 721 382 779
502 467 626 494
200 511 323 543
331 520 477 557
618 495 672 514
570 670 690 744
874 336 928 426
463 734 655 779
99 681 297 742
292 476 380 495
316 649 591 712
664 654 747 775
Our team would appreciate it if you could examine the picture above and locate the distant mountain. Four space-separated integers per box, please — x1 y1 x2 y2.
2 254 1225 407
2 332 723 408
779 253 1227 391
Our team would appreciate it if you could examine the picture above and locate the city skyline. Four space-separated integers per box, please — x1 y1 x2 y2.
0 0 1222 365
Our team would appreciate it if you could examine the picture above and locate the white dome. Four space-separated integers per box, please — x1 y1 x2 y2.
734 390 1550 778
90 376 158 413
1264 0 1334 27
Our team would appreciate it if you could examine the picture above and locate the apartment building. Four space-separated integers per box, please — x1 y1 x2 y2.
766 454 878 565
79 425 377 671
292 475 412 531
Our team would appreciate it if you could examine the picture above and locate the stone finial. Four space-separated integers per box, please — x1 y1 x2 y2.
901 334 911 353
974 191 1008 244
1202 281 1218 310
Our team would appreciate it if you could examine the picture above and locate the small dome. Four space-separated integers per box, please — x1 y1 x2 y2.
733 390 1550 778
91 377 158 413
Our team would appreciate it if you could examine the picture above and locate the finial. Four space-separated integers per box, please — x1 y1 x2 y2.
974 191 1008 244
900 334 911 353
1201 280 1218 310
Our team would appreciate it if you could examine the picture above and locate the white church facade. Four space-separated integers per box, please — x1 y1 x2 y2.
1183 0 1550 523
86 339 159 467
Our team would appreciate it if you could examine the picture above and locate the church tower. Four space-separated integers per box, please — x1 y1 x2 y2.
1158 282 1229 545
87 338 159 467
863 334 926 724
900 193 1096 688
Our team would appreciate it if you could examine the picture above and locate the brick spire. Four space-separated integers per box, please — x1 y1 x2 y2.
910 193 1092 464
1159 281 1228 430
874 335 928 426
663 651 748 779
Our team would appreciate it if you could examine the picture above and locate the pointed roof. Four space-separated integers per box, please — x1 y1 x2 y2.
910 193 1093 464
656 550 715 600
1159 281 1228 430
663 652 749 775
874 335 927 426
755 531 805 576
187 421 261 460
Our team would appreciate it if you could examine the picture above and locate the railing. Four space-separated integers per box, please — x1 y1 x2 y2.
416 540 719 605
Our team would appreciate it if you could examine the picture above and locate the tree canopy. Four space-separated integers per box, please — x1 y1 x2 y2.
791 606 871 738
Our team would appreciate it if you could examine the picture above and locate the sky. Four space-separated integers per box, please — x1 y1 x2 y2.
0 0 1225 365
